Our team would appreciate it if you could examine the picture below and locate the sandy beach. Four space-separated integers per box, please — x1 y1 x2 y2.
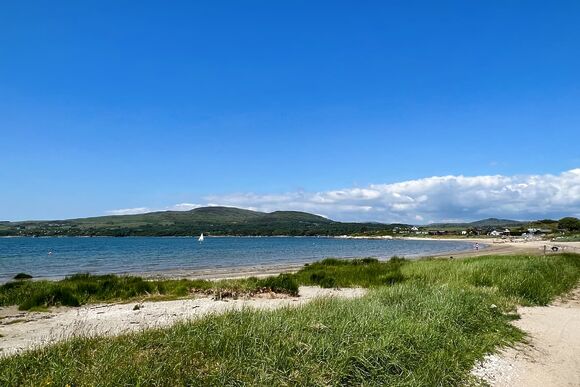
136 262 308 281
473 286 580 386
418 237 580 259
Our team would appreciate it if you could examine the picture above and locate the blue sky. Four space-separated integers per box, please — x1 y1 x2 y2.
1 1 579 222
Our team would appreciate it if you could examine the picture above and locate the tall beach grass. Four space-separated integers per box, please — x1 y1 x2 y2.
0 273 299 311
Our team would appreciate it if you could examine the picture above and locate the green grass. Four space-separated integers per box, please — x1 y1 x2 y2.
554 234 580 242
402 253 580 305
13 273 33 280
295 257 406 287
0 273 299 311
0 254 579 386
0 258 404 310
0 284 523 386
1 254 577 309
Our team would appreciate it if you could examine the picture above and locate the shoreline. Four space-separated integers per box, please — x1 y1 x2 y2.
137 263 308 281
128 239 580 280
421 237 580 258
4 238 579 283
0 237 478 283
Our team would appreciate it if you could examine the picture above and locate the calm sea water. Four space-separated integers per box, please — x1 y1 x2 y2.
0 237 475 282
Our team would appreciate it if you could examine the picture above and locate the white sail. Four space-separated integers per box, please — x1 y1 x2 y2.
198 233 204 242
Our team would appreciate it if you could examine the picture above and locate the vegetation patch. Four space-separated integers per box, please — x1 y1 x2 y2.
0 273 300 311
294 256 406 288
13 273 32 280
0 282 528 386
402 253 580 305
255 274 299 295
0 254 578 385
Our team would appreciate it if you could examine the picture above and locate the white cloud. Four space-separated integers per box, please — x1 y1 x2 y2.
167 203 203 211
106 203 203 216
107 169 580 223
204 169 580 223
106 207 152 216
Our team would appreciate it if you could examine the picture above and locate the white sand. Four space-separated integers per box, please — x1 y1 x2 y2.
0 286 365 357
473 287 580 386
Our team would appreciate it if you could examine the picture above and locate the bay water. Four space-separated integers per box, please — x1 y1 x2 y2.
0 237 475 282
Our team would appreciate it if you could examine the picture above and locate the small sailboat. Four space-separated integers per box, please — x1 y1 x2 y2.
198 233 204 242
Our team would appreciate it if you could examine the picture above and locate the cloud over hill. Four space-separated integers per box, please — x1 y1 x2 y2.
109 169 580 223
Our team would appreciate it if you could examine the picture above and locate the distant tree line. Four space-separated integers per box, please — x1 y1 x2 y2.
0 221 396 237
558 217 580 232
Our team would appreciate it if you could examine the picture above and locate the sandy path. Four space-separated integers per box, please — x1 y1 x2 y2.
473 287 580 386
0 286 365 357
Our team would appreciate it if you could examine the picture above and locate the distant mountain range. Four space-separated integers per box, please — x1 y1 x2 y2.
0 208 545 237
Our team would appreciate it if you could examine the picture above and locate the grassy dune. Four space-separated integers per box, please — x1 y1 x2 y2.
0 273 300 311
0 254 579 386
0 258 405 311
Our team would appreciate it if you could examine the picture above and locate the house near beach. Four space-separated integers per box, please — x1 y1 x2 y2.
488 228 511 237
527 228 552 235
428 230 448 235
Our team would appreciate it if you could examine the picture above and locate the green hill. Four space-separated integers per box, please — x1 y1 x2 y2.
468 218 525 227
427 218 525 230
1 206 394 237
2 209 567 237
